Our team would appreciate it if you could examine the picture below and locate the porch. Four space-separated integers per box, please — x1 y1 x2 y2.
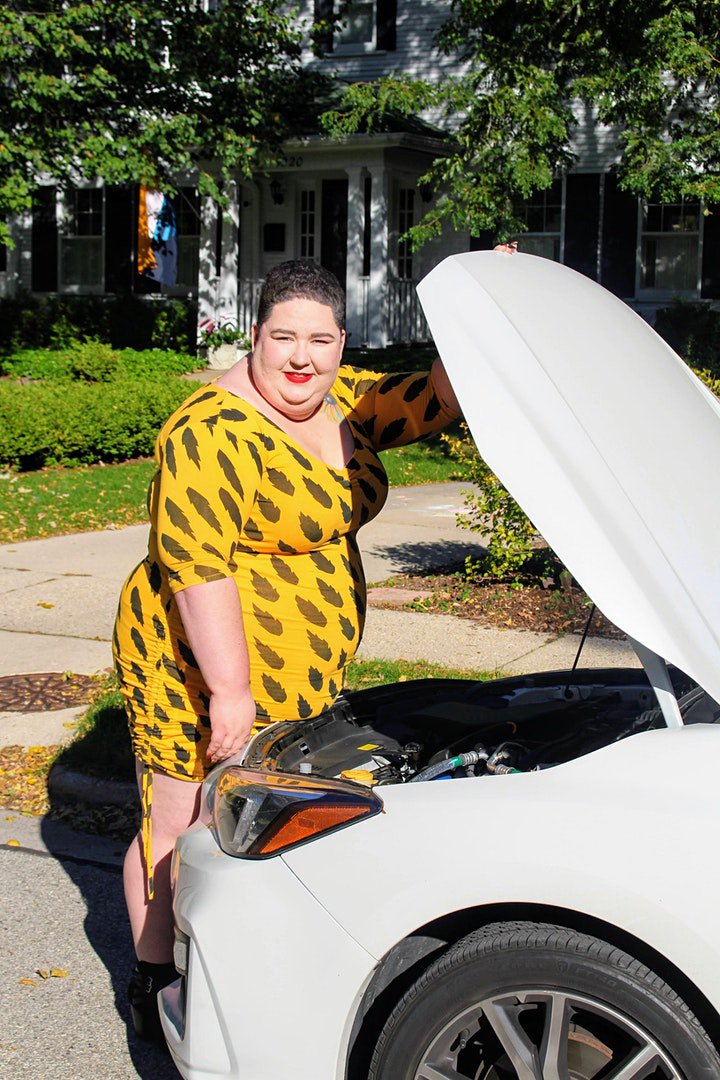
238 275 430 346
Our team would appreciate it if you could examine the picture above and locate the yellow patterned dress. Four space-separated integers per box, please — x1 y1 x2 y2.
113 364 457 784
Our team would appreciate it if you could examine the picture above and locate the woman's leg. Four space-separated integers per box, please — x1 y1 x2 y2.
124 763 202 963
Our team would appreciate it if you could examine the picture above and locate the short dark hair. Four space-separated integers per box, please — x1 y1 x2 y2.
256 260 346 331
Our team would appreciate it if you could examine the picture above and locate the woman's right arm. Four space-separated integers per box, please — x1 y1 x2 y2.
175 578 256 763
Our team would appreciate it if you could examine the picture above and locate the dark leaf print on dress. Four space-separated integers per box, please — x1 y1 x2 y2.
251 570 280 603
218 488 243 532
297 694 313 718
181 723 201 743
248 442 264 475
174 743 191 763
187 488 223 535
257 494 281 523
308 666 323 691
339 614 356 640
403 374 428 401
161 533 192 564
177 639 199 669
317 580 343 608
358 477 378 503
271 555 298 585
166 685 186 710
216 450 245 500
256 432 275 451
285 443 312 471
244 518 264 541
255 639 285 669
307 631 332 661
303 477 333 508
182 426 201 468
378 417 407 446
219 408 248 423
253 605 283 636
309 550 335 574
267 468 294 495
130 586 144 624
165 497 196 540
130 627 147 660
423 396 441 422
152 614 166 640
161 654 186 684
299 513 322 543
378 373 410 394
296 596 327 626
165 437 177 478
262 673 287 703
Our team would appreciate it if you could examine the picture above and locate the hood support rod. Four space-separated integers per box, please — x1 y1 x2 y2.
629 637 684 728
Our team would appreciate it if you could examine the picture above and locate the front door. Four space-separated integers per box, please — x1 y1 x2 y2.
320 179 348 290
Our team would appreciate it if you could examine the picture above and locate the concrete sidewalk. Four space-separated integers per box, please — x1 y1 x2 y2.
0 481 638 751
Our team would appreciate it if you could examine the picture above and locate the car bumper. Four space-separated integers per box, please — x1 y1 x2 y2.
159 822 377 1080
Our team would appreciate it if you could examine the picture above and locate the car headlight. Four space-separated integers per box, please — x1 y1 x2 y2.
202 767 384 858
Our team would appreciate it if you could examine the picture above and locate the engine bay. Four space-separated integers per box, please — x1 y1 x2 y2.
243 668 720 786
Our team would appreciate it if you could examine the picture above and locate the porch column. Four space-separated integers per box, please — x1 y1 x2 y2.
368 165 389 348
344 166 365 347
197 195 219 342
215 181 239 330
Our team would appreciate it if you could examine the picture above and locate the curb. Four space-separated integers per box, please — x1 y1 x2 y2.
48 764 137 808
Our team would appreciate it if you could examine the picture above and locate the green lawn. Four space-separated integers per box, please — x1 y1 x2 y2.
0 435 463 544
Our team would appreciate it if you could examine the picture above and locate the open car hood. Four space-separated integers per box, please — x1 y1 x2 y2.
417 252 720 714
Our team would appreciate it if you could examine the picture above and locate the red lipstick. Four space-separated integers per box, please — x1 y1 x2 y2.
284 372 312 383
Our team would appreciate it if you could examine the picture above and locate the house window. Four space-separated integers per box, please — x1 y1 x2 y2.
60 188 104 291
397 187 415 280
640 199 701 294
514 178 564 261
300 190 316 258
337 1 375 47
174 188 200 289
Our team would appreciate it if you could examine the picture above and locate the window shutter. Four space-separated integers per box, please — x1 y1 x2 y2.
377 0 397 50
701 206 720 299
601 174 637 298
31 186 58 292
564 174 601 281
105 186 134 293
314 0 333 54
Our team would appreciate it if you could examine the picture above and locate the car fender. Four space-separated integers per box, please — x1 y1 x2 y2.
282 724 720 1011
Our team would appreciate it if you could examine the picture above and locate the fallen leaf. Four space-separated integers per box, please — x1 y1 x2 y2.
50 968 68 978
6 839 20 847
5 815 15 821
36 969 49 979
18 979 38 987
36 602 55 609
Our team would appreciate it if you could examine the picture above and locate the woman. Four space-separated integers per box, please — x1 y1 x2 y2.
113 259 461 1041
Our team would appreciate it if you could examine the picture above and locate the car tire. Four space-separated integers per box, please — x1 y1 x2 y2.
368 921 720 1079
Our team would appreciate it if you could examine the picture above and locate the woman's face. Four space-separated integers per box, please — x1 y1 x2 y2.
250 298 345 420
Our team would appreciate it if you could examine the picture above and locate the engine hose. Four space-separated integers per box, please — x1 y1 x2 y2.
409 750 485 784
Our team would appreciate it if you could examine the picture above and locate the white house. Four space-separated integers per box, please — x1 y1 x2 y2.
2 0 718 348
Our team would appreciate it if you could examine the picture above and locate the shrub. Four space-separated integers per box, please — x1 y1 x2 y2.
0 377 201 469
0 345 201 380
654 301 720 375
69 339 121 382
442 424 541 580
0 294 198 354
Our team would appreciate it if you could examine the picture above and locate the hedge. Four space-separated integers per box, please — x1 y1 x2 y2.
0 294 198 354
0 377 201 469
0 344 202 382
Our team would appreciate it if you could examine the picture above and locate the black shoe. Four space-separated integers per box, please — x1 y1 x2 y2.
128 961 177 1047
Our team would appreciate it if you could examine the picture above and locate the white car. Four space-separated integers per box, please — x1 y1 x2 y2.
160 252 720 1080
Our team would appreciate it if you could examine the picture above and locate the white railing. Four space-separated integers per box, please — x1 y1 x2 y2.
238 278 264 335
238 274 430 346
387 278 430 343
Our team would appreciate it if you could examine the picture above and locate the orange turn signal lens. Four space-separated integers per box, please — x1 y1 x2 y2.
206 767 383 859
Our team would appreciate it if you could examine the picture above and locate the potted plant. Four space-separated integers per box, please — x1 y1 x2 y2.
198 320 250 369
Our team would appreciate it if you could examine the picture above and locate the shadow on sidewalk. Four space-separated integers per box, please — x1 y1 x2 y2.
40 809 180 1079
367 538 486 575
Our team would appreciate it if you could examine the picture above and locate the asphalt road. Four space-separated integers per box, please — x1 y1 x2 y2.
0 845 179 1079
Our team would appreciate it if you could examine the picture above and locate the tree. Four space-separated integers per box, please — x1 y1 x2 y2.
322 0 720 246
0 0 320 248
